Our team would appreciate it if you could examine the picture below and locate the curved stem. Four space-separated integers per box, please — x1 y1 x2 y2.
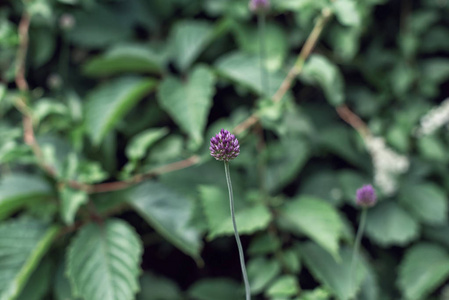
258 12 269 95
350 208 367 299
224 161 251 300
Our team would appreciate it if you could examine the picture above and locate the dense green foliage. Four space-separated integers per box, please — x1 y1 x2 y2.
1 0 449 299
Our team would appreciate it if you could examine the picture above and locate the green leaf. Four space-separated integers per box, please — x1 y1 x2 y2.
66 219 142 300
59 187 88 225
301 242 367 300
398 243 449 300
54 260 79 300
126 127 169 161
137 272 182 300
0 218 59 300
265 137 310 192
266 275 299 297
332 0 361 27
85 77 157 145
399 182 447 225
171 20 214 71
215 52 286 97
157 66 215 148
128 180 202 259
300 54 345 106
187 278 243 300
83 44 163 77
199 185 272 239
0 174 52 220
365 201 420 247
281 196 343 258
17 257 53 300
248 257 281 294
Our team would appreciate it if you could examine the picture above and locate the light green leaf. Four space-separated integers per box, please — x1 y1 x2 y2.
85 77 157 145
301 242 367 300
365 201 420 247
54 260 79 300
59 187 88 225
157 66 215 147
399 182 447 225
0 218 59 300
398 243 449 300
126 127 169 161
301 54 345 106
137 272 182 300
0 174 52 220
281 196 343 258
266 275 299 297
265 137 310 192
215 52 285 97
188 278 243 300
66 219 142 300
171 21 214 71
332 0 361 27
199 185 272 239
248 257 281 294
128 181 202 259
83 44 163 77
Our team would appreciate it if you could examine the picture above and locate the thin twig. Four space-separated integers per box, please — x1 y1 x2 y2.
335 104 370 137
15 13 30 92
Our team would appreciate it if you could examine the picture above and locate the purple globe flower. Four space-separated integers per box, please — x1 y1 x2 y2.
356 184 377 208
249 0 270 12
210 129 240 162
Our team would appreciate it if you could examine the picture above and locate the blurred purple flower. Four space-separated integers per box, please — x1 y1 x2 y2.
249 0 270 12
356 184 377 208
210 129 240 162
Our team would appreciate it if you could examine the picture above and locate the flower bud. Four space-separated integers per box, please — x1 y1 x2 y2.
356 184 377 208
210 129 240 162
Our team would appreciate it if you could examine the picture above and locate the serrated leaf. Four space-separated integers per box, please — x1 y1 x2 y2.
365 201 420 247
85 77 157 145
398 243 449 300
66 219 142 300
332 0 361 27
282 196 343 258
248 257 281 294
266 275 299 297
0 218 59 300
126 127 169 161
215 52 285 97
83 44 163 77
127 181 202 259
157 66 215 148
301 54 345 106
0 174 52 220
59 187 88 225
187 278 243 300
399 182 448 225
199 185 272 239
171 21 214 71
54 260 80 300
301 242 367 300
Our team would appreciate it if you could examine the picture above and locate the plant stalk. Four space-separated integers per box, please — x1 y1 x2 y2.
350 208 368 299
224 161 251 300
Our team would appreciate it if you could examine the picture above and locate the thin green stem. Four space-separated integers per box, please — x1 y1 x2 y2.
258 12 269 96
224 161 251 300
350 208 368 299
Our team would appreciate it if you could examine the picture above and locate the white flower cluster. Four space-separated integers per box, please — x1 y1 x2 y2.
364 136 410 196
416 98 449 136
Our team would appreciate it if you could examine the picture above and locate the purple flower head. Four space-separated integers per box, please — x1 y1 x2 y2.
356 184 377 208
210 129 240 162
249 0 270 12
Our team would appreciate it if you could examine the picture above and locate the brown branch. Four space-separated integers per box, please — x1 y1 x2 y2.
91 155 201 193
15 13 30 92
336 104 370 137
233 8 333 134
